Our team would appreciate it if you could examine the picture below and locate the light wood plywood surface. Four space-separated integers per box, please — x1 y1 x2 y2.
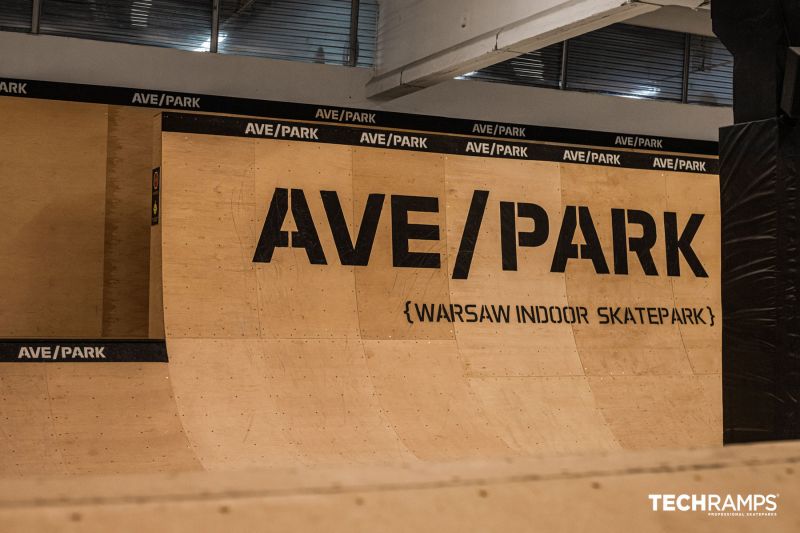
159 132 722 469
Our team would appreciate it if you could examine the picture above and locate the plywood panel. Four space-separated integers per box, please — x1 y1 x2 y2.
666 171 722 376
352 148 452 341
0 363 199 476
160 131 722 469
587 375 721 448
161 134 260 338
252 142 361 340
169 338 409 469
559 164 697 377
0 100 199 477
363 339 510 460
467 376 620 454
102 106 156 337
443 156 582 378
557 162 721 447
0 99 108 337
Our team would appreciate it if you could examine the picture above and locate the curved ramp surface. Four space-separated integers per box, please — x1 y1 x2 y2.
0 99 198 476
0 97 721 476
159 117 721 470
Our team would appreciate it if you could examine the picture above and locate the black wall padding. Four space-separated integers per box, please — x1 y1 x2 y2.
721 117 800 443
713 1 799 122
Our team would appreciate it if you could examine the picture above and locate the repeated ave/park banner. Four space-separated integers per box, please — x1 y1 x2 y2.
0 76 718 154
160 112 720 356
0 77 718 365
163 114 718 174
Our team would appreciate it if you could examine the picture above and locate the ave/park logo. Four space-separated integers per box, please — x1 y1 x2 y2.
253 189 708 280
131 92 200 109
0 81 27 95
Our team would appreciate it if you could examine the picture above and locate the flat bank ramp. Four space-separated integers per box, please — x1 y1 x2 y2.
0 441 796 532
159 118 721 469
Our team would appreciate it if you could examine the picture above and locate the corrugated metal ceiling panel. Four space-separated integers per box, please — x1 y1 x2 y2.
40 0 213 51
0 0 32 32
218 0 375 66
34 0 376 66
566 24 685 101
688 34 733 106
465 23 733 107
465 43 562 89
219 0 349 63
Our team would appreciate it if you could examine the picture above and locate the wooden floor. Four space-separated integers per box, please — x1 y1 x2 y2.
0 441 796 532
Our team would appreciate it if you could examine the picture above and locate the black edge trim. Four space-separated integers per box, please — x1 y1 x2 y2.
0 339 168 363
162 113 719 174
0 76 719 155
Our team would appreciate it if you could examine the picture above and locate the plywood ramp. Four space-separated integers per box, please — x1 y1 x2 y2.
101 106 157 337
160 132 721 469
0 364 198 476
0 101 198 476
0 97 721 476
0 99 157 339
0 441 796 532
0 98 108 338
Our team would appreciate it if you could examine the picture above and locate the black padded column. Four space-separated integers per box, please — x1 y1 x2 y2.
714 0 800 442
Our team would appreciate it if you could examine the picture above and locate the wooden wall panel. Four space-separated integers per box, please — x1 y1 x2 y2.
102 106 156 337
0 99 108 337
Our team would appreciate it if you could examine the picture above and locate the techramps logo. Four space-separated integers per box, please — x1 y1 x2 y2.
648 493 779 518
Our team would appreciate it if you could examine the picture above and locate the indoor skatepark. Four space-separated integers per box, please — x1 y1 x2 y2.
0 1 798 531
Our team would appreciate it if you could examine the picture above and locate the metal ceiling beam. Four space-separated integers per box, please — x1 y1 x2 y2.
367 0 661 100
681 32 691 103
211 0 220 53
31 0 42 34
348 0 360 67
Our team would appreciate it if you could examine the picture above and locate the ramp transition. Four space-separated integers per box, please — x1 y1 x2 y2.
158 113 721 470
0 89 721 475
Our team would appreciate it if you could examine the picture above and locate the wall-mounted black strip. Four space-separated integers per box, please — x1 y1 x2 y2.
0 339 168 362
0 76 718 155
163 113 719 175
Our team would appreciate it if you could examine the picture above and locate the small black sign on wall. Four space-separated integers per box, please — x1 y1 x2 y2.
151 167 160 226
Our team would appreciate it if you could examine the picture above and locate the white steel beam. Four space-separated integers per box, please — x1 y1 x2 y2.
366 0 661 100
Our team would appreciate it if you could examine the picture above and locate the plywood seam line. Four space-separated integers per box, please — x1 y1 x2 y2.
556 160 622 450
664 170 700 376
41 369 67 473
348 146 409 460
157 126 203 471
442 156 515 456
559 161 591 381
